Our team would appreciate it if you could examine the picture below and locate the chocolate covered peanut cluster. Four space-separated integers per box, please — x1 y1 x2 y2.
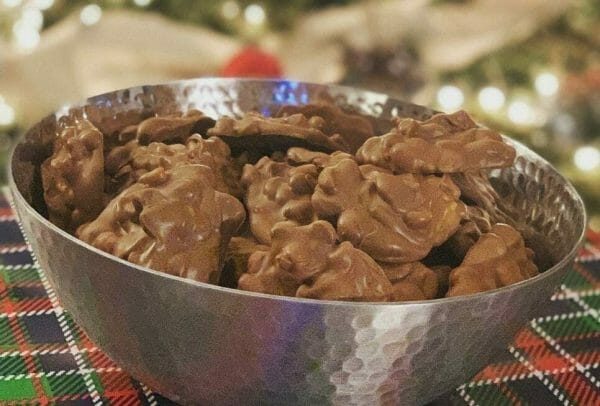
356 111 516 174
41 119 106 233
77 164 245 284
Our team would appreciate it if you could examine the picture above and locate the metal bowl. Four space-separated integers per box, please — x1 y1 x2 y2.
8 78 586 405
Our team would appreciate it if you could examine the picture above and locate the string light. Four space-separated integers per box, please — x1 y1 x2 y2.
478 86 505 112
133 0 152 6
244 4 265 25
507 100 536 126
534 72 559 97
33 0 54 10
0 100 16 126
2 0 22 8
21 7 44 30
10 5 44 52
12 22 40 51
436 85 464 111
573 146 600 172
221 1 240 19
80 4 102 26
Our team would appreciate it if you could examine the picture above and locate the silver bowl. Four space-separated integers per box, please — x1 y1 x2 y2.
8 78 586 405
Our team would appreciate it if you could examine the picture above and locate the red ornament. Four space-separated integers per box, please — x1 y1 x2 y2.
220 46 283 78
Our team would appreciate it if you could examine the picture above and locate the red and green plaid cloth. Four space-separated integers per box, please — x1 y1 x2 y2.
0 188 599 405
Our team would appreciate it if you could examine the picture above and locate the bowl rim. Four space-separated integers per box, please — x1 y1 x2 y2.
7 77 588 308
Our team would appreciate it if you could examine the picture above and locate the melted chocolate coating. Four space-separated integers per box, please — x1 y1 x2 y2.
297 241 392 302
276 103 375 153
222 237 269 287
135 109 215 145
450 171 554 270
238 221 336 296
450 171 510 221
77 165 245 284
445 205 493 260
41 119 106 233
105 135 242 198
85 109 150 149
382 262 439 301
239 221 392 301
207 112 346 154
447 223 538 297
241 157 318 244
312 157 465 262
356 111 516 173
285 147 353 169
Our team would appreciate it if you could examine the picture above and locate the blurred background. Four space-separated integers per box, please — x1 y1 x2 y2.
0 0 598 227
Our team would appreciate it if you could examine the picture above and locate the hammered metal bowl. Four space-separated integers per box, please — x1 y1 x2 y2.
8 79 586 405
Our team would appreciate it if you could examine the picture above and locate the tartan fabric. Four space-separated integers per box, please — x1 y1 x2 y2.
0 189 598 406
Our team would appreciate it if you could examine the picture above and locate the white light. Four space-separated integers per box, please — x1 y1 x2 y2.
244 4 265 25
221 1 240 19
13 23 40 51
507 100 535 125
133 0 152 6
33 0 54 10
21 7 44 30
535 72 559 97
574 146 600 172
0 103 15 126
436 85 464 111
2 0 22 8
80 4 102 26
478 86 505 112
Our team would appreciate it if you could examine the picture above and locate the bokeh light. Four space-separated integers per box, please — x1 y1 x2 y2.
33 0 54 10
21 7 44 30
80 4 102 26
12 22 40 51
478 86 505 112
436 85 464 111
535 72 559 97
222 1 240 19
508 100 535 126
2 0 22 8
574 146 600 171
0 102 16 126
244 4 265 25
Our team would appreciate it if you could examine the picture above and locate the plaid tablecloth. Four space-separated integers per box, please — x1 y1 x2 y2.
0 188 598 405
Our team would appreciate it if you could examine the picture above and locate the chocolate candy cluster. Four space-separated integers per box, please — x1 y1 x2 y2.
40 101 541 301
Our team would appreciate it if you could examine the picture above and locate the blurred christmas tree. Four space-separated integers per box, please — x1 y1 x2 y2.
0 0 598 228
